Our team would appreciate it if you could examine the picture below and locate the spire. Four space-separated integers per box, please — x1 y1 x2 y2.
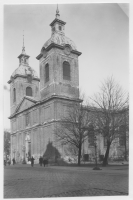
22 30 26 54
55 4 60 19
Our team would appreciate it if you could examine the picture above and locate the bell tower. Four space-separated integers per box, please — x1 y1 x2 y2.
8 34 40 115
36 6 82 101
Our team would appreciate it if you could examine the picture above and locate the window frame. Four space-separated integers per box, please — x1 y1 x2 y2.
45 63 49 83
25 113 30 127
13 88 16 103
26 86 32 97
63 61 71 81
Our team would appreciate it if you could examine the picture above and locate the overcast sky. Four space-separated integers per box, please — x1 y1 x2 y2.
3 3 129 129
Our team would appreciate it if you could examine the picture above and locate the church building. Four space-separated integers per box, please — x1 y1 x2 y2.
8 7 82 164
8 6 128 164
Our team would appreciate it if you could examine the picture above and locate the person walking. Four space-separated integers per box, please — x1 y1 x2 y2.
4 159 6 166
39 156 43 166
12 158 15 165
31 156 35 167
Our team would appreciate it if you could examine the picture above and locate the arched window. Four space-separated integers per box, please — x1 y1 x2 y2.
13 88 16 102
63 61 70 80
26 87 32 96
45 63 49 82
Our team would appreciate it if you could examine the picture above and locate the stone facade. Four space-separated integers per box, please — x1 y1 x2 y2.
10 78 40 115
39 48 79 100
8 9 82 164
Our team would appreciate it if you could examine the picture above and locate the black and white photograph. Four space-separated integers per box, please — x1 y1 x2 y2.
3 1 130 199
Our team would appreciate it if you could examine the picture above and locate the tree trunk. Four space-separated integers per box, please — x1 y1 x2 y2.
103 141 111 166
78 144 81 166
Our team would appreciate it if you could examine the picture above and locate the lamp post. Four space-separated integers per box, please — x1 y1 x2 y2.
93 131 101 170
22 145 26 164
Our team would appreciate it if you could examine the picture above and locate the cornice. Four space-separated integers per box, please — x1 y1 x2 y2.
8 74 40 84
9 95 82 119
36 43 82 60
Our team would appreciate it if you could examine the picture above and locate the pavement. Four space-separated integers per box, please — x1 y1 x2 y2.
4 164 129 198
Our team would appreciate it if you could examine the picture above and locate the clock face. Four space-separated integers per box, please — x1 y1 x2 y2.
64 46 71 55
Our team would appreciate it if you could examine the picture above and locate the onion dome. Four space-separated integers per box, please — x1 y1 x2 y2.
11 65 38 79
42 32 77 51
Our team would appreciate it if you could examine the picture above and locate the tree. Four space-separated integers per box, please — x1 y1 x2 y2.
54 103 92 166
89 77 128 166
4 130 11 158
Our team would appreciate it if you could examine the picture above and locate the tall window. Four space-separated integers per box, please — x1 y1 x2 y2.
88 124 94 146
45 63 49 82
13 88 16 102
25 113 30 127
26 87 32 96
63 61 70 80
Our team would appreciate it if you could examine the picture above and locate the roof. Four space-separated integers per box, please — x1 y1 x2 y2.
8 65 39 84
50 18 66 26
9 96 39 119
11 65 38 78
43 32 77 51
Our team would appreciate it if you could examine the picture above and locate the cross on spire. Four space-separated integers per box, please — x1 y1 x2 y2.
22 30 26 54
56 4 60 19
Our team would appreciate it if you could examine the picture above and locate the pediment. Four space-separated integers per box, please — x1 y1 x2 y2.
15 97 37 113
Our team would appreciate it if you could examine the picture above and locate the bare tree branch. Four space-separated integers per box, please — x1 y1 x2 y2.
88 77 129 166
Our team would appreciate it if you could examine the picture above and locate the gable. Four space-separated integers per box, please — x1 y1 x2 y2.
17 98 36 113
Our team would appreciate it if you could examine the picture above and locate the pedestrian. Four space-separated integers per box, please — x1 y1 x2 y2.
4 159 6 166
31 156 35 167
39 156 43 166
43 157 46 167
12 158 15 165
8 159 11 165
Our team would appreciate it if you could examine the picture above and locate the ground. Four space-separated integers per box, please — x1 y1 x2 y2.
4 164 128 198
